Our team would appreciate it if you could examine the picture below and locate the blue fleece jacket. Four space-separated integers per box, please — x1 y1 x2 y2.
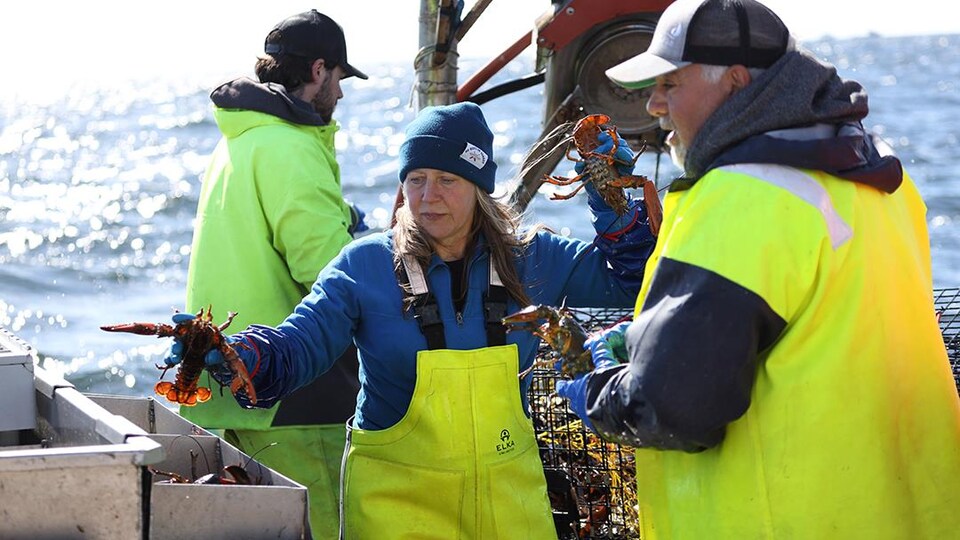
233 218 653 430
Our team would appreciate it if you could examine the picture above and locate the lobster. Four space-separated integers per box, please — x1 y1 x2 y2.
543 114 663 236
100 306 257 406
502 301 593 379
149 437 273 485
150 464 256 485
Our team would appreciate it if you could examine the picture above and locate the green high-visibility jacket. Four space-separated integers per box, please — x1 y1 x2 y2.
181 104 354 429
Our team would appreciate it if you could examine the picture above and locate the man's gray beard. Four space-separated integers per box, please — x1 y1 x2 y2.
669 141 687 172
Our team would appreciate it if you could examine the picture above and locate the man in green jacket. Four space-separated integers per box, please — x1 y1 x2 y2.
181 10 367 538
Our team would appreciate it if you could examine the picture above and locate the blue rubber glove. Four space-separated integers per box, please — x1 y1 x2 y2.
574 131 637 180
554 321 630 432
573 132 642 236
345 200 369 236
160 312 197 367
554 374 594 431
584 320 632 365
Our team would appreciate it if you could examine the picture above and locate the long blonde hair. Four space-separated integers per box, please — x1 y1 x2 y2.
393 185 540 310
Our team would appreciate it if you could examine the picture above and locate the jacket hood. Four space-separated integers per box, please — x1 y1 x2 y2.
682 50 902 193
210 77 328 127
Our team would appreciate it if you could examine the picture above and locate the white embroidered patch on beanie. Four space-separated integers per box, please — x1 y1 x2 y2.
460 142 488 170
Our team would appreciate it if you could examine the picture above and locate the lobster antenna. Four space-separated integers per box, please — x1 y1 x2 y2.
558 296 591 320
167 434 213 473
242 441 278 469
237 441 278 484
517 121 576 180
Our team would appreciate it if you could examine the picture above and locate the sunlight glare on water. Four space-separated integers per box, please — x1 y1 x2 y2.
1 35 958 398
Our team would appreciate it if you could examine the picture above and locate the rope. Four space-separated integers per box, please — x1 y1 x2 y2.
410 45 460 109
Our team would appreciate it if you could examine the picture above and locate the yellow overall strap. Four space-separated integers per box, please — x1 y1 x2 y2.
341 344 555 539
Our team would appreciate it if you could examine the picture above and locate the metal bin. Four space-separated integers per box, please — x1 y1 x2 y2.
88 394 311 540
0 363 163 540
0 327 37 433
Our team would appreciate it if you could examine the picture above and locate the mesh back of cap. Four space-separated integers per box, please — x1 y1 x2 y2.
684 0 788 68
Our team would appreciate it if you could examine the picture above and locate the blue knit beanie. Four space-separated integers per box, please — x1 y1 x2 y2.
398 102 497 193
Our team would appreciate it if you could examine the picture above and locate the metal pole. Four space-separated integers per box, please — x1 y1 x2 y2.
415 0 459 109
394 0 463 226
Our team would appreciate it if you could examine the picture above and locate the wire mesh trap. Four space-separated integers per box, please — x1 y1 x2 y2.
527 307 636 540
531 291 960 539
934 287 960 388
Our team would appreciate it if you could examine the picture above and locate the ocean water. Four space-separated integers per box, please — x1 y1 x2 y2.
1 34 958 398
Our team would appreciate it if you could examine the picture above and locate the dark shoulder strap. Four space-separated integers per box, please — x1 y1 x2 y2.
399 253 507 349
399 254 446 350
484 258 508 347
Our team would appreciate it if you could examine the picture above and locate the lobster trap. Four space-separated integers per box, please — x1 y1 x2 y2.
934 287 960 388
527 306 636 540
531 290 960 540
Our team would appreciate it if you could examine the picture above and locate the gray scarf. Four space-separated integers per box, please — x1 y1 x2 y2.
680 50 901 192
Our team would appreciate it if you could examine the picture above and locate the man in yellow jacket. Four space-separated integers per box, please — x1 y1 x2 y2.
558 0 960 538
181 10 367 538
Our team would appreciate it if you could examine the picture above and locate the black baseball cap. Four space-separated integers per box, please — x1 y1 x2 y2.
606 0 790 89
264 10 368 80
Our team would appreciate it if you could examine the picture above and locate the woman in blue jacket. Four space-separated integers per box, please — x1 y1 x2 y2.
188 102 654 538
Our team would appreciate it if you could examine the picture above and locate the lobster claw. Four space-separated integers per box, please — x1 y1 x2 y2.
502 305 558 325
502 307 546 334
99 322 175 336
219 343 258 405
502 305 538 324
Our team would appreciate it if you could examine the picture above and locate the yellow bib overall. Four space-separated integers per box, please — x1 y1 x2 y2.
341 344 556 539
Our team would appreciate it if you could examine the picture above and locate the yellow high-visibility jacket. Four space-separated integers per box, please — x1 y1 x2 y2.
589 163 960 539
